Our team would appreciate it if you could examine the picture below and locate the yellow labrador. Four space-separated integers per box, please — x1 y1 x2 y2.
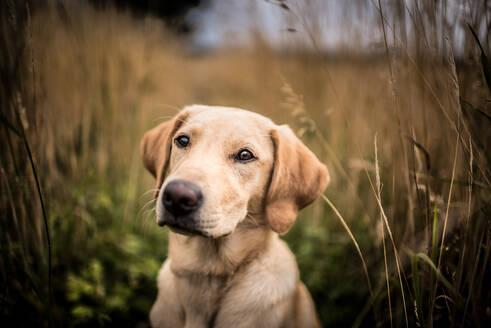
141 105 329 328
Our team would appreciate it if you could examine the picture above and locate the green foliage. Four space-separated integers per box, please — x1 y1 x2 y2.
284 204 377 326
47 173 168 327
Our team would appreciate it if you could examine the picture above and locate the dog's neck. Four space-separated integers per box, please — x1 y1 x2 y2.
168 219 273 278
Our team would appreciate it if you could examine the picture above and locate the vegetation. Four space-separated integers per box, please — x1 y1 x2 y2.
1 1 489 327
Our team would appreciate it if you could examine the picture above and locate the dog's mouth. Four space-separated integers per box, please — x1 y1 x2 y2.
165 222 210 238
158 210 211 238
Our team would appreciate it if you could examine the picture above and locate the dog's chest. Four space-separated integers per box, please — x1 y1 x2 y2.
176 273 230 326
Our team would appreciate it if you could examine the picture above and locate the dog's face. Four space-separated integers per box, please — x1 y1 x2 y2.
158 107 275 237
141 105 329 238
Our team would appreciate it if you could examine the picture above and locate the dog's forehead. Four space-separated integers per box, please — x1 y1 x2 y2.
182 107 274 140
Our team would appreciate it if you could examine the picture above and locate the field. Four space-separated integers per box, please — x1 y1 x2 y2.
1 1 490 327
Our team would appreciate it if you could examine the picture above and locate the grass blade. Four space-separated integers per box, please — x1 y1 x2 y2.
414 252 459 299
467 23 491 93
431 204 438 264
321 194 374 300
375 135 393 328
410 255 423 327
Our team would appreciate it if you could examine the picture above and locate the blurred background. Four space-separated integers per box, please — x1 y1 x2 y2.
0 0 490 327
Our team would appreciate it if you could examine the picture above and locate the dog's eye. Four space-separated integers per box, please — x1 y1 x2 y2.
175 135 190 148
235 149 255 162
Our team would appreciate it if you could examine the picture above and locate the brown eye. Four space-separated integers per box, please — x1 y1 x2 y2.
235 149 255 162
175 135 190 148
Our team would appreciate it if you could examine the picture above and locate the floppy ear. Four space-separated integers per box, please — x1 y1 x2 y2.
265 125 330 234
140 112 188 198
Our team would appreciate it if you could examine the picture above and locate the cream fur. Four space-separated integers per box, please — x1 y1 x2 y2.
141 105 328 328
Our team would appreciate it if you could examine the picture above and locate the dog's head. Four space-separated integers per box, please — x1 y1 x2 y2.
141 105 329 238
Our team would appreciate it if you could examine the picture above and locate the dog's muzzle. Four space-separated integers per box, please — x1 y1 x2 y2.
159 179 204 235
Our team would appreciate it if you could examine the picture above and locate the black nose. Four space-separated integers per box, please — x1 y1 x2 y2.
162 180 203 217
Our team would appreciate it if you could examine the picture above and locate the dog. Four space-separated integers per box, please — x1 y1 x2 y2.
141 105 329 328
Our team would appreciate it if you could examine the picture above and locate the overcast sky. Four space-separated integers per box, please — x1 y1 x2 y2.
187 0 379 52
185 0 486 55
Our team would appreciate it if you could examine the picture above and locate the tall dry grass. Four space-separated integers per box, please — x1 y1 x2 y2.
1 1 489 327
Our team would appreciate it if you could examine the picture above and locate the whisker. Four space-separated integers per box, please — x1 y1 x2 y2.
141 209 157 232
140 188 159 199
140 207 156 224
152 115 174 123
137 199 157 217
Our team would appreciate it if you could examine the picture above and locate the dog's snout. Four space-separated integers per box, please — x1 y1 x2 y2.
163 180 203 217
